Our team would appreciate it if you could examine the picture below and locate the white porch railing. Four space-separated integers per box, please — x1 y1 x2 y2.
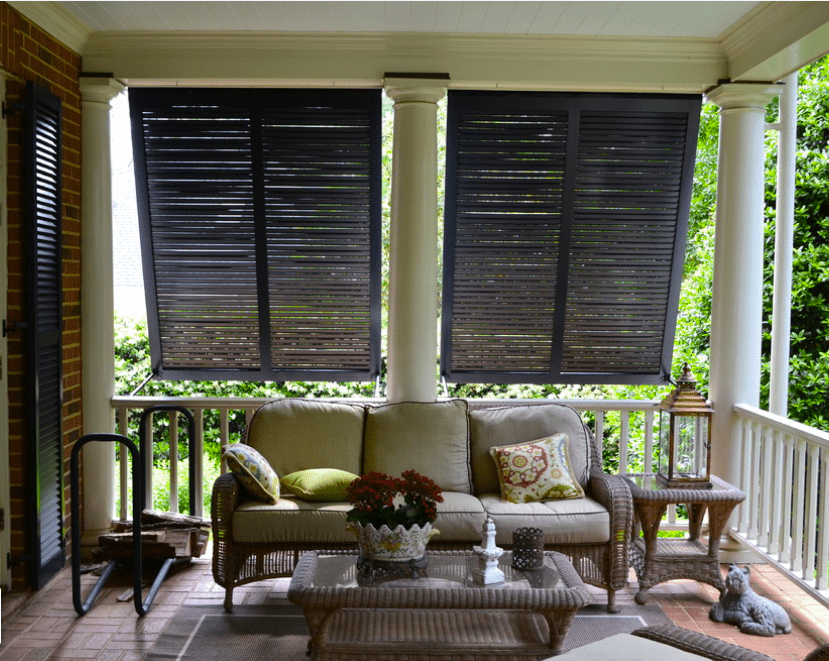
110 395 829 607
731 403 829 608
110 395 663 520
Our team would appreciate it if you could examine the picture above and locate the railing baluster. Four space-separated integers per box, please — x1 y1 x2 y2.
779 433 794 564
194 409 205 518
759 423 773 546
169 410 179 514
594 410 604 457
817 446 829 590
118 406 129 522
792 437 807 571
143 411 154 511
736 417 750 534
805 443 819 582
643 409 654 475
220 408 230 448
767 429 783 555
619 411 629 475
746 421 759 541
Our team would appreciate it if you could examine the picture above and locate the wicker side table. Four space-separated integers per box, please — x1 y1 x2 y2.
623 474 745 605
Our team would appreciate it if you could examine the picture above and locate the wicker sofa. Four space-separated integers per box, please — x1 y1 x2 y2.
211 398 633 612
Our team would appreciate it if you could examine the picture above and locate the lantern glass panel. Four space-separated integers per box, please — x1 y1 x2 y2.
657 409 671 477
675 414 708 480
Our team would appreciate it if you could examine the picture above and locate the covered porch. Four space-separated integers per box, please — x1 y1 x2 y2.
2 2 829 656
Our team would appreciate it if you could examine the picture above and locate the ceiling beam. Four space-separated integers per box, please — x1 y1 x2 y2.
723 1 829 81
82 32 726 93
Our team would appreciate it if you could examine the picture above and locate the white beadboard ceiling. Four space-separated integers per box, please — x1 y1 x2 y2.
57 1 761 39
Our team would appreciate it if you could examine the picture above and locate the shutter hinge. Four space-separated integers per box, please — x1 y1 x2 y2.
1 102 24 119
2 320 27 337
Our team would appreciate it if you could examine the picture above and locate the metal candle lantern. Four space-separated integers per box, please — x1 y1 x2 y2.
656 364 714 489
512 527 544 570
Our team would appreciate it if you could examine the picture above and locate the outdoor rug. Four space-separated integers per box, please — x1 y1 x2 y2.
145 601 673 660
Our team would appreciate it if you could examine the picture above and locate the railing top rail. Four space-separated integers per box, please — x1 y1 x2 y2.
111 395 660 412
734 402 829 449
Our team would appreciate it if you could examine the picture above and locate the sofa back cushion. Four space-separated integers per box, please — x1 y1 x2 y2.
245 398 366 477
363 400 472 494
468 403 592 496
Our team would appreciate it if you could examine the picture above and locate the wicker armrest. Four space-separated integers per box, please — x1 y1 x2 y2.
632 626 775 661
587 468 633 589
211 471 244 588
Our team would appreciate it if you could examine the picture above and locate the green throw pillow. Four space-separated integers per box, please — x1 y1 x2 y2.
223 443 280 504
280 468 359 502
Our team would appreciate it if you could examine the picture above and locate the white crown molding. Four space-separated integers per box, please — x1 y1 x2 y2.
7 1 91 55
83 31 726 93
721 1 829 81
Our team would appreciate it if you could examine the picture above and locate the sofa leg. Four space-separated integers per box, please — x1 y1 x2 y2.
224 587 234 612
606 589 620 613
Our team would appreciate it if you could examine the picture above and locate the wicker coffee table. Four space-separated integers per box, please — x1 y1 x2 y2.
288 550 593 661
623 474 745 605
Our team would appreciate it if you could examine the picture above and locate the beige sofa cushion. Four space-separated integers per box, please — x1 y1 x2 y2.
245 398 366 477
469 403 592 496
432 492 488 541
479 493 610 545
233 497 355 544
233 491 485 545
363 400 472 493
544 633 705 661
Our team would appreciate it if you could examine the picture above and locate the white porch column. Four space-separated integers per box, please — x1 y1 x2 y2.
384 79 445 403
769 73 798 417
80 76 124 539
705 83 780 487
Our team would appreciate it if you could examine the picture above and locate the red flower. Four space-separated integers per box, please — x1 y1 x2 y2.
346 470 443 530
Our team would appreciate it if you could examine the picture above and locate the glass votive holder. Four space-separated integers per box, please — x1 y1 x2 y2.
512 527 544 570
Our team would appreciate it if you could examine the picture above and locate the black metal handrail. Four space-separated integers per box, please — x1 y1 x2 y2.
70 433 174 616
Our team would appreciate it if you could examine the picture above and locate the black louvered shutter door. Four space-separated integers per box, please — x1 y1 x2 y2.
442 101 568 381
24 81 65 589
442 92 701 385
260 97 380 377
131 93 261 377
561 109 696 380
130 89 381 382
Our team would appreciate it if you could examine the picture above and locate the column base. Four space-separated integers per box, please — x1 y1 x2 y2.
78 526 113 562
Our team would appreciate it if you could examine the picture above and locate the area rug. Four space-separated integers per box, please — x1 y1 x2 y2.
145 601 672 660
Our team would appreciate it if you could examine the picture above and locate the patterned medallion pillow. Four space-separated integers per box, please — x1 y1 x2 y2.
280 468 359 502
489 433 585 504
223 443 280 504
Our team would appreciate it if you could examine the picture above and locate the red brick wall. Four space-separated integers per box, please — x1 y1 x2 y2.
1 2 82 590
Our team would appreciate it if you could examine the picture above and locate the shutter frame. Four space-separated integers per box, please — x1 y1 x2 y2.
130 89 382 382
442 91 701 385
24 81 65 589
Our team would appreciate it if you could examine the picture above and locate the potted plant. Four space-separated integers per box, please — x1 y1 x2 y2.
346 470 443 562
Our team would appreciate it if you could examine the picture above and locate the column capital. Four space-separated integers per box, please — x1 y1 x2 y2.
79 76 125 106
704 82 781 111
384 77 446 105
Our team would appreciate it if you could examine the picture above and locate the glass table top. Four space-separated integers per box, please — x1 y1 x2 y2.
307 552 564 591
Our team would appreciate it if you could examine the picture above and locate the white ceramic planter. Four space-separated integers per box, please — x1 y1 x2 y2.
350 522 438 562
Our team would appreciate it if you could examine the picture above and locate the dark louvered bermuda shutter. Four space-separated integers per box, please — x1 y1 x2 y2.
442 92 701 385
129 89 381 382
24 81 65 588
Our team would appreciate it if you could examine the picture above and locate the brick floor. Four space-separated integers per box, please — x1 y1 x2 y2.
1 554 828 660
